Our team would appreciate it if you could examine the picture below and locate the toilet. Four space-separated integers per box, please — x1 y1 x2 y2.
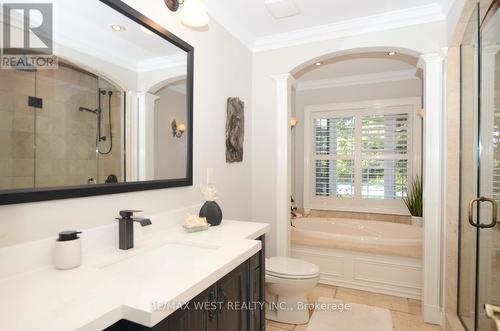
265 257 320 325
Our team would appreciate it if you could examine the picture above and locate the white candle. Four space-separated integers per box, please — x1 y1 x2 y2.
206 168 214 185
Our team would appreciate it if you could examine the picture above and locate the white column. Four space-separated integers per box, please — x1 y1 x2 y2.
273 74 296 257
136 92 159 181
418 53 445 325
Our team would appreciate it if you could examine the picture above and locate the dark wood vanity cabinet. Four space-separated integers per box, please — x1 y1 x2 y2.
106 236 265 331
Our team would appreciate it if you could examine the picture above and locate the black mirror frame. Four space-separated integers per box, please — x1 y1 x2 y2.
0 0 194 205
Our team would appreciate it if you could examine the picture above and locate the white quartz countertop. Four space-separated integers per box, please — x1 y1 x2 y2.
0 219 269 331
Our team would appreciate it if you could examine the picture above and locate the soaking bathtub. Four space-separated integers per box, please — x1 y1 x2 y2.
290 217 423 299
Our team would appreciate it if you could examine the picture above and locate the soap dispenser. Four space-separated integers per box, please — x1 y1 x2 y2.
54 231 82 270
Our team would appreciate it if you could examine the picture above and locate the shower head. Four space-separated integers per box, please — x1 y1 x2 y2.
78 106 98 114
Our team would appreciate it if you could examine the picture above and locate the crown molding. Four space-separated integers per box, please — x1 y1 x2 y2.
253 4 445 52
296 69 418 91
168 83 187 95
137 54 187 72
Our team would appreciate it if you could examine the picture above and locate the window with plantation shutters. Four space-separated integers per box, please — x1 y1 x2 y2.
306 99 420 213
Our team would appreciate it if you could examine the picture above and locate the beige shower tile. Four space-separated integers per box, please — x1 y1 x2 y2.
0 90 15 111
67 119 92 137
0 159 12 177
35 115 54 134
0 111 13 131
0 177 12 190
0 130 13 158
11 132 34 158
1 71 35 97
13 112 34 133
14 94 35 113
335 288 410 313
35 175 68 188
267 320 295 330
35 158 68 177
10 176 33 189
12 159 34 177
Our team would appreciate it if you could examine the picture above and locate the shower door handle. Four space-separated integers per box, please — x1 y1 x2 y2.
468 197 498 228
485 304 500 331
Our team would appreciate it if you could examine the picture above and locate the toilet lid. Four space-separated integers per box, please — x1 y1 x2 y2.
266 257 320 278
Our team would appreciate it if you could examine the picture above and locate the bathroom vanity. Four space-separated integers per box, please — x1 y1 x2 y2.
106 246 264 331
0 214 269 331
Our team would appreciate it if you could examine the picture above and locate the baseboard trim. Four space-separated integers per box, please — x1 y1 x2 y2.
423 303 443 325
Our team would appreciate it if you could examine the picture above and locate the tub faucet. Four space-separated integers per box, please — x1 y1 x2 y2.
116 210 152 250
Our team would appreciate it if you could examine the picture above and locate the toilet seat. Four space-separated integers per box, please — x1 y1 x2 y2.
266 257 320 279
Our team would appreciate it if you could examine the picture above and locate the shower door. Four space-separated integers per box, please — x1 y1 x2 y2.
458 2 500 331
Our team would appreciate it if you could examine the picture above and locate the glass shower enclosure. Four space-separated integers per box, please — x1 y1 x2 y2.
0 62 124 191
458 2 500 330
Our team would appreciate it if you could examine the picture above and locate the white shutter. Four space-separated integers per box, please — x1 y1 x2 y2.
361 113 409 199
361 160 408 199
362 113 409 155
314 117 355 156
315 160 355 198
313 117 355 197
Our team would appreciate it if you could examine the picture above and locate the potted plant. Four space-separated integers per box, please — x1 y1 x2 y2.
403 176 423 226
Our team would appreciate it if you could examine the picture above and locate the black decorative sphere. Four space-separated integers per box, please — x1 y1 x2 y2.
200 201 223 226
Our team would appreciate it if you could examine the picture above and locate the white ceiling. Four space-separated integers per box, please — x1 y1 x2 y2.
54 0 186 70
206 0 455 50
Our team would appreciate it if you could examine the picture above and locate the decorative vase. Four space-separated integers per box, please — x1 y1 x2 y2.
199 201 223 226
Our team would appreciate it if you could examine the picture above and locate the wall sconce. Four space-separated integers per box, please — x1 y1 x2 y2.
290 117 299 129
164 0 209 28
171 120 187 138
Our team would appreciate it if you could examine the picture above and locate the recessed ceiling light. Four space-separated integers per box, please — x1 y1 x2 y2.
140 25 156 36
315 62 322 66
387 51 397 56
110 25 125 32
265 0 301 19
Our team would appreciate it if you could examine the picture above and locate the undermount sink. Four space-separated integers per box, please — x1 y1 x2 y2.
101 242 218 280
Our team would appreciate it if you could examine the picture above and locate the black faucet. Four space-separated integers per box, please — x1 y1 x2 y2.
116 210 152 250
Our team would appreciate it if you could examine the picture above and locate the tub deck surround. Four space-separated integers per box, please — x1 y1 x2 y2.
0 207 270 331
291 218 423 299
291 218 423 258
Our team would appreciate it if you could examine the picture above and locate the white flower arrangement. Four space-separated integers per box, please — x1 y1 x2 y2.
198 184 217 202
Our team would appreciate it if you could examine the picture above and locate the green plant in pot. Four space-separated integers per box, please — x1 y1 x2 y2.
403 176 423 226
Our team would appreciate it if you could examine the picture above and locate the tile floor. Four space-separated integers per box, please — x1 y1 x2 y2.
266 284 442 331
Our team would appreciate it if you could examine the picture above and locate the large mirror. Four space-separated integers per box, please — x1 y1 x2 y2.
0 0 193 204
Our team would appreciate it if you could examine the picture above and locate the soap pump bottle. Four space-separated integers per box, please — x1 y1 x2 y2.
54 230 82 270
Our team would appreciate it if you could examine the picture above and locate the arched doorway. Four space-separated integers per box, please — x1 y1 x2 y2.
272 47 444 325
